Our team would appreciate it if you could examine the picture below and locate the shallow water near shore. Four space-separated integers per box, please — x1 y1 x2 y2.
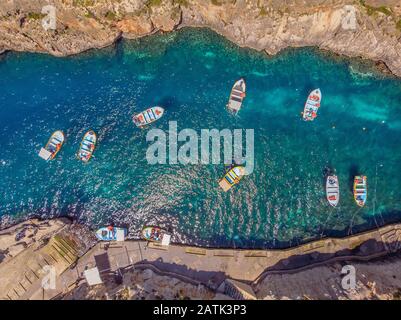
1 28 401 248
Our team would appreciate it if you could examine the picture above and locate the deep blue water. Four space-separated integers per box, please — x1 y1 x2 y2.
1 28 401 248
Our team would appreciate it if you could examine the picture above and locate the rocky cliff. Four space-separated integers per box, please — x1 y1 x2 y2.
0 1 401 75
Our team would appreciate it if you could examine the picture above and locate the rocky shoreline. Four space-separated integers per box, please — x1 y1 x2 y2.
0 1 401 76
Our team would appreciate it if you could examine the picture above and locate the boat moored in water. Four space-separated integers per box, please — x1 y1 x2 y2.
77 130 97 163
302 89 322 121
133 106 164 128
142 226 171 246
38 130 65 161
326 175 339 207
96 226 127 241
354 175 367 207
227 78 246 115
219 166 246 192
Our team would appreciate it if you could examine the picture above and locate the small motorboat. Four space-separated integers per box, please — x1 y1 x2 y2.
77 130 97 163
354 175 367 207
38 130 65 161
141 226 171 246
302 89 322 121
227 78 246 115
133 106 164 128
218 166 246 192
326 175 339 207
95 226 127 242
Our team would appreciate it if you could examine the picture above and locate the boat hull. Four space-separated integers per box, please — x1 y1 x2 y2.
142 226 163 243
133 106 164 128
95 227 127 241
219 166 245 192
326 175 339 207
77 130 97 163
303 89 322 121
227 78 246 115
353 175 367 207
142 226 171 245
39 130 65 161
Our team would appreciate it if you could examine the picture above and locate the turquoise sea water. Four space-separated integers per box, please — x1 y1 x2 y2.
1 28 401 248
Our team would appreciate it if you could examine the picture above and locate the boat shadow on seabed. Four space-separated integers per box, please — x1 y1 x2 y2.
348 164 360 193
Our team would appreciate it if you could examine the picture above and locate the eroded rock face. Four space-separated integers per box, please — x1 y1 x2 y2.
255 256 401 300
0 1 400 74
63 267 216 300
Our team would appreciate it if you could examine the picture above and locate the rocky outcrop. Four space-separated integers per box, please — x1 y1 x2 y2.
0 1 401 75
0 218 69 263
255 253 401 300
63 267 217 300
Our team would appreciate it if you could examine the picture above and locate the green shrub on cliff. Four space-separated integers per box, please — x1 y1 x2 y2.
73 0 95 6
396 19 401 31
211 0 222 6
259 7 268 17
173 0 189 8
27 12 46 20
146 0 162 7
359 1 392 16
105 11 116 20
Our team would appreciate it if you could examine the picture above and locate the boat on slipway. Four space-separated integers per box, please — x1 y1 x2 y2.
227 78 246 115
133 106 164 128
302 89 322 121
38 131 65 161
142 226 171 246
218 166 246 192
77 130 97 163
326 175 339 207
95 226 127 242
354 175 367 207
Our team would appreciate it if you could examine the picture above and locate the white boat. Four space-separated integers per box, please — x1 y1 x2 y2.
219 166 246 192
326 175 339 207
95 226 127 242
77 130 97 163
302 89 322 121
227 78 246 115
38 131 65 161
133 106 164 128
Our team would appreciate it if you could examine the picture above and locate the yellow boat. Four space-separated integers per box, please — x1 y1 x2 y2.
353 175 367 207
38 130 65 161
219 166 245 192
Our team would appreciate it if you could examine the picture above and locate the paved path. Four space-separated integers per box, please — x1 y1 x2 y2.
3 222 401 299
53 223 401 299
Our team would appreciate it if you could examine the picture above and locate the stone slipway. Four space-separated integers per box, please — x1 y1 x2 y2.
2 218 400 299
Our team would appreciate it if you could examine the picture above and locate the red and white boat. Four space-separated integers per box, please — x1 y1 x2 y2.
302 89 322 121
133 106 164 128
227 78 246 115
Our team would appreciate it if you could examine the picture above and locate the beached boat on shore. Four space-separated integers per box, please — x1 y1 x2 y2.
302 89 321 121
96 226 127 241
38 131 65 161
142 226 171 246
326 175 339 207
354 175 367 207
219 166 246 192
227 78 246 115
77 130 97 163
133 106 164 128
